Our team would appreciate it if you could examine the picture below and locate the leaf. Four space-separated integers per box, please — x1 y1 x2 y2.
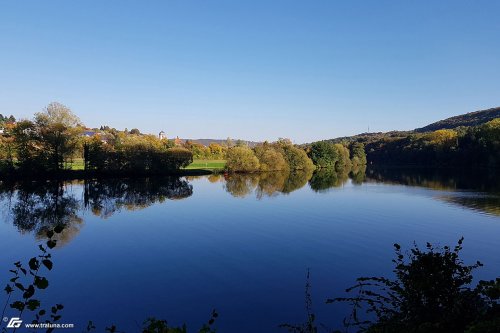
39 309 46 316
23 285 35 299
46 230 54 238
10 301 25 311
20 267 27 275
47 240 57 249
42 259 53 271
15 282 25 291
5 284 13 294
29 257 40 271
27 299 41 311
34 276 49 289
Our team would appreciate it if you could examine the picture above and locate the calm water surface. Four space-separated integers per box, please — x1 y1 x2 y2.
1 168 499 332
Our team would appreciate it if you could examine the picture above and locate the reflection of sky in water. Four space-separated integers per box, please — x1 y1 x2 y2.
0 172 499 333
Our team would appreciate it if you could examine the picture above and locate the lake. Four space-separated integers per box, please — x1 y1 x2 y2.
1 167 499 332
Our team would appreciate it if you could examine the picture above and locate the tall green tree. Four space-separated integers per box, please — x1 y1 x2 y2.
350 142 367 166
308 141 339 168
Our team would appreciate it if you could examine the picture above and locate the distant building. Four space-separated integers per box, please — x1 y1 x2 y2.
174 136 183 146
82 129 110 144
83 130 97 137
159 131 166 140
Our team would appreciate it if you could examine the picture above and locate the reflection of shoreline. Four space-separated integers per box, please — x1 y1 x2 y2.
366 167 500 216
222 169 315 198
1 167 499 246
366 166 500 193
0 177 194 244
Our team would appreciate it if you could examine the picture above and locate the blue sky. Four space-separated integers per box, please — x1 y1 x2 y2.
1 0 499 143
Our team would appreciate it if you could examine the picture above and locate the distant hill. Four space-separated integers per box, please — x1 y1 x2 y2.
313 106 500 146
415 107 500 133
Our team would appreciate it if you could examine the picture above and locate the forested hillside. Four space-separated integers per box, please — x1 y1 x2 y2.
312 106 500 168
415 107 500 132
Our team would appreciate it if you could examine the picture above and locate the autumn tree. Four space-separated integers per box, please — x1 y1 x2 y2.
274 140 315 171
226 146 260 172
254 144 289 172
34 102 83 171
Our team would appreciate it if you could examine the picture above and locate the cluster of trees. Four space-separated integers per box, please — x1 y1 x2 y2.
1 102 83 173
363 119 500 167
0 113 16 126
225 139 315 173
83 136 192 174
306 141 367 171
183 141 227 160
0 102 193 176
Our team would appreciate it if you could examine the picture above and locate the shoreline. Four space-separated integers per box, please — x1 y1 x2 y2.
0 168 218 182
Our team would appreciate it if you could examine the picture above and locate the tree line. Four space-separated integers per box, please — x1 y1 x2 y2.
0 113 16 126
0 102 193 176
224 139 367 173
319 118 500 168
365 121 500 167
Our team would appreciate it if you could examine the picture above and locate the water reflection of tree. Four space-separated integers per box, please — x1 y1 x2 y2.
0 177 194 244
350 165 367 185
83 177 193 218
223 174 259 198
223 169 315 198
282 169 314 194
366 167 500 216
308 169 350 192
0 181 83 246
256 171 288 199
367 167 500 193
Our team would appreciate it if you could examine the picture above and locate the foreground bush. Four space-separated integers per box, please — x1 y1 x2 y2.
328 238 500 333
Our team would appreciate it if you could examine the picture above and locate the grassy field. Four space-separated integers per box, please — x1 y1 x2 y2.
67 158 226 171
67 158 85 170
184 159 226 170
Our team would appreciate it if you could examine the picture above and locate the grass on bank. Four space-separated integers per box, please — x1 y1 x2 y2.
67 158 226 171
67 158 85 170
184 159 226 170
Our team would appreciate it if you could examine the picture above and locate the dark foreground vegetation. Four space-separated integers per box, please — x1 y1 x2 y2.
2 228 498 332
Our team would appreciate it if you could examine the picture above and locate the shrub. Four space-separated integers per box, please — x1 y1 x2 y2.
226 146 260 172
